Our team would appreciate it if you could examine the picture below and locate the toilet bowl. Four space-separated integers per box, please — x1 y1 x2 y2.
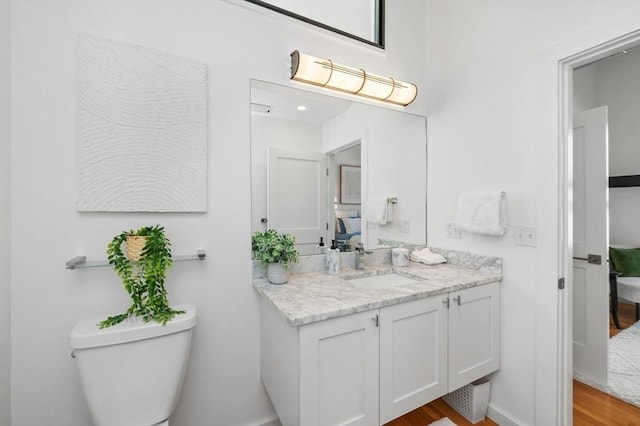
70 305 196 426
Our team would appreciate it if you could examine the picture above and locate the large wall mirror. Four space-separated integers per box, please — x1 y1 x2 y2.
250 79 427 256
246 0 384 48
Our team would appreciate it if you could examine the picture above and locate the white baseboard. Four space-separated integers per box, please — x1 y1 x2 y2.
487 404 521 426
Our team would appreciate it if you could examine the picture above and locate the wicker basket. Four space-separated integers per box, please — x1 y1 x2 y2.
126 236 148 261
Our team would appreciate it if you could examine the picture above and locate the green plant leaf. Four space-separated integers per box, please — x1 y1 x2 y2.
251 229 299 269
99 225 183 328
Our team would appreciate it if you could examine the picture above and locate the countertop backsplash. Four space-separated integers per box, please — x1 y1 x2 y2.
252 246 501 279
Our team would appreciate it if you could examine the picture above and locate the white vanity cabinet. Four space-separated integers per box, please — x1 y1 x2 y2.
379 295 448 423
448 282 500 392
260 298 380 426
259 281 500 426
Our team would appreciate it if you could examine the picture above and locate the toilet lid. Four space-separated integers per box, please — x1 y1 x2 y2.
69 304 196 349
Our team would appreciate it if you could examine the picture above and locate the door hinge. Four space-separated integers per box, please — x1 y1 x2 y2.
326 222 329 230
326 168 329 176
558 277 565 290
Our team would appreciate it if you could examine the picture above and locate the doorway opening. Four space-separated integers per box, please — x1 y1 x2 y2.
560 29 640 424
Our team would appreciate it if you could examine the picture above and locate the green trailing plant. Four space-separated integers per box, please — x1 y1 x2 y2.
251 229 299 269
99 225 184 329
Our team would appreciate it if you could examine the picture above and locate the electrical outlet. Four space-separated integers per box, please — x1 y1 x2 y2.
399 219 410 233
446 223 461 239
514 225 537 247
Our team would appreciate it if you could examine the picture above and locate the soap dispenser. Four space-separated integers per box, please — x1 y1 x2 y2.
316 237 327 254
326 239 340 275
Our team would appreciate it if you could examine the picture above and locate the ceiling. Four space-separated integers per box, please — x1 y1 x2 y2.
251 80 351 125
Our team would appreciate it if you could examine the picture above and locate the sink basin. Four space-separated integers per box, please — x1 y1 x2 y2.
347 273 419 289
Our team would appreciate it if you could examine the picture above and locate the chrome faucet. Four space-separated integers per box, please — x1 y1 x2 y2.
355 243 371 270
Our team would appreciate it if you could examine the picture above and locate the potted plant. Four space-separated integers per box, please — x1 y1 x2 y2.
99 225 185 329
252 229 299 284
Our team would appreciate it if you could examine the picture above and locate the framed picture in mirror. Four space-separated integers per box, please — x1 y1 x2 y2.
340 165 361 205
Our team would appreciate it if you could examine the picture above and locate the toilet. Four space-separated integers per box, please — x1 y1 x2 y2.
69 305 196 426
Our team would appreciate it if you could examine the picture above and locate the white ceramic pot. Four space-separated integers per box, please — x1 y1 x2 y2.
267 263 289 284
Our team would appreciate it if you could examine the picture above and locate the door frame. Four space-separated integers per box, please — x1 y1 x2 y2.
557 29 640 425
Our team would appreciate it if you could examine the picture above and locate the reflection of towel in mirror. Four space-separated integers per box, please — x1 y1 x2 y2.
367 197 388 225
454 191 507 236
410 248 447 265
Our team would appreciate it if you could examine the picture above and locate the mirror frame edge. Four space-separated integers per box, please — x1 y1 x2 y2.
244 0 385 49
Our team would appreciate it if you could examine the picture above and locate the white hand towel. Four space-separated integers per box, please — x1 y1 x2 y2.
367 197 388 225
454 191 507 236
410 248 447 265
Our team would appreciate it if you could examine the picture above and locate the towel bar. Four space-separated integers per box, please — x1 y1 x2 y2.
66 249 206 270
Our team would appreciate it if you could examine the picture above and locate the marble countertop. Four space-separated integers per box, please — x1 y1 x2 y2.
253 261 502 327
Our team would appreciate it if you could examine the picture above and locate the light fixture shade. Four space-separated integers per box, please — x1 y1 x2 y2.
386 81 418 106
359 72 394 100
290 50 418 106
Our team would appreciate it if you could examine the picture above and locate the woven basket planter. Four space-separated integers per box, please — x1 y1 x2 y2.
126 235 148 261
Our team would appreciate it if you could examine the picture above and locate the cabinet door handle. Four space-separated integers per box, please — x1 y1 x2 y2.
372 314 379 327
442 298 450 309
453 295 461 306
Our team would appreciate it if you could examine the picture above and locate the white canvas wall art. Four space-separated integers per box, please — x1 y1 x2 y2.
77 33 208 212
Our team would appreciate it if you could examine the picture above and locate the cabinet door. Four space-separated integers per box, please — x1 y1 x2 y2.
448 282 500 391
299 310 379 426
379 296 448 424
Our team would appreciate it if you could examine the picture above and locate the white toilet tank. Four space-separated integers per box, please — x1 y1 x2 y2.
70 305 196 426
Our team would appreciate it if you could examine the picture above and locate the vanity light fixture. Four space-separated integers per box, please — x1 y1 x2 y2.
290 50 418 106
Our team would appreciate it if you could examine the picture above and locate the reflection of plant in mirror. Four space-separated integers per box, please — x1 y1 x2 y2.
100 225 184 329
252 229 300 269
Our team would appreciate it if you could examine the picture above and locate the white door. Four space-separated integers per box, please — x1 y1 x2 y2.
448 283 500 392
379 296 448 424
299 310 380 426
572 106 609 387
268 147 327 255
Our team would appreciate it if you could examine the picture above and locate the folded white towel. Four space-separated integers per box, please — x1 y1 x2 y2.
454 191 507 236
410 248 447 265
367 197 388 225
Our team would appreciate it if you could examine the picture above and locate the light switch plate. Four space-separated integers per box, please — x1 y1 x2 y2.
446 223 461 239
514 225 537 247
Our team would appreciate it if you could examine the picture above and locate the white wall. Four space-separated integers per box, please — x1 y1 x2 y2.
0 0 12 424
9 1 426 425
574 49 640 245
422 1 640 425
602 49 640 177
599 50 640 245
325 104 427 248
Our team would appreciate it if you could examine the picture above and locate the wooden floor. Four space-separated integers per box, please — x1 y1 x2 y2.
386 302 640 426
610 301 638 338
384 397 497 426
573 380 640 425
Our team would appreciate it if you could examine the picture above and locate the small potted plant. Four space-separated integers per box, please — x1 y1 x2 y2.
252 229 299 284
100 225 185 328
